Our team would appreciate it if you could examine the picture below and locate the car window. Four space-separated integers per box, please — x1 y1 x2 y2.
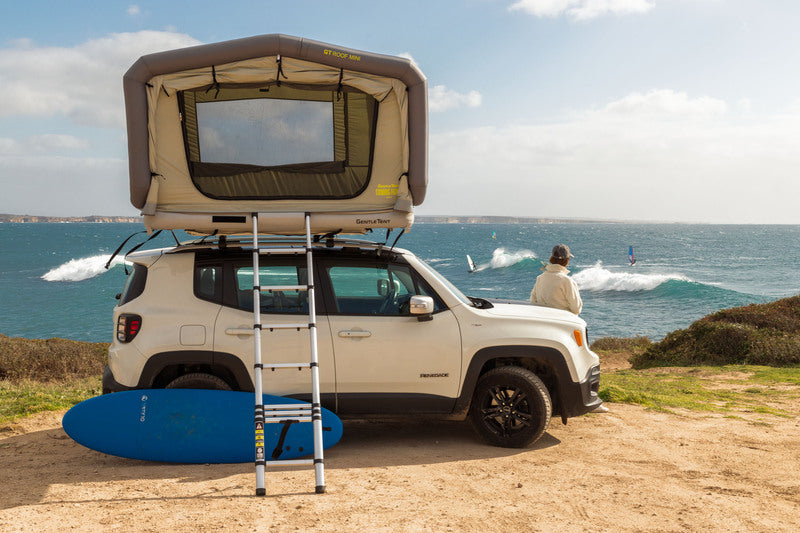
327 263 436 316
118 263 147 305
235 265 309 314
194 265 221 302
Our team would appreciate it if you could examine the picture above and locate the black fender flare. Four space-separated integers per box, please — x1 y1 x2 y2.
137 350 253 391
454 345 574 421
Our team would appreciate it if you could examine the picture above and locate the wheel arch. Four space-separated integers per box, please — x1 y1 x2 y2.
137 350 254 392
455 345 573 423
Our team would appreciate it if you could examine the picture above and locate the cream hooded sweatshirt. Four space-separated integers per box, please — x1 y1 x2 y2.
529 263 582 315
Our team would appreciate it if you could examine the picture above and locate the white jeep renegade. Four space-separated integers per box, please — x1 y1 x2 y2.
104 236 602 448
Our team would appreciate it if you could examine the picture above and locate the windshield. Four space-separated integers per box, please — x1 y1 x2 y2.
413 257 472 307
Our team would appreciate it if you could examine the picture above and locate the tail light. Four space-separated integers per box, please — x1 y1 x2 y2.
117 313 142 342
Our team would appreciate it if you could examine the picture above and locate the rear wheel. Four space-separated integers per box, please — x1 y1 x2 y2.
469 366 552 448
165 373 232 390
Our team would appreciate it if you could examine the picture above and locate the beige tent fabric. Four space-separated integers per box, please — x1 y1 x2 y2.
143 56 410 215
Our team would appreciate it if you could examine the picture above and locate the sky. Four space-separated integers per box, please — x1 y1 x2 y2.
1 0 800 223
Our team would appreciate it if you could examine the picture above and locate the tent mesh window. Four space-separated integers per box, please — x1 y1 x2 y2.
180 84 378 200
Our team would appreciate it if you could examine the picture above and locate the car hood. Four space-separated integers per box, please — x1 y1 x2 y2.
483 300 586 326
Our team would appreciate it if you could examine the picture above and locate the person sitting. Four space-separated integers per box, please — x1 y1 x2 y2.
530 244 582 315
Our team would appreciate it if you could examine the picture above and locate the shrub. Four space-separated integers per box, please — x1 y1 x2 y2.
590 336 651 352
0 334 108 382
633 295 800 368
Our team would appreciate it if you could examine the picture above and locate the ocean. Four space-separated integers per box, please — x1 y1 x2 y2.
1 222 798 343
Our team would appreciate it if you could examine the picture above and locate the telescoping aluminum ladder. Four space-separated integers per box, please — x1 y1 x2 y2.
250 212 326 496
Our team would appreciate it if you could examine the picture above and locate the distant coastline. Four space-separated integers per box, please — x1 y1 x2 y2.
0 214 142 223
414 215 634 224
1 213 621 224
0 213 677 225
1 214 633 225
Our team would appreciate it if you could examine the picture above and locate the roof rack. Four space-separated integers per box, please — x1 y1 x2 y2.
167 233 399 254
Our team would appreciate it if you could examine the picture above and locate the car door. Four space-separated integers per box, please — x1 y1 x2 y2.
320 257 462 415
213 255 335 405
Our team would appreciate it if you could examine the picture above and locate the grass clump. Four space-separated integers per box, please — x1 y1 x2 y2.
599 365 800 416
631 295 800 368
0 377 101 426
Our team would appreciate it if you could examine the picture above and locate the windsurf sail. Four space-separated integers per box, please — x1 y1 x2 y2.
628 245 636 266
491 231 497 239
466 254 477 273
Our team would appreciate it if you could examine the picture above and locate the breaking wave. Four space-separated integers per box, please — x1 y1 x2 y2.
572 262 690 292
475 248 537 271
41 255 128 282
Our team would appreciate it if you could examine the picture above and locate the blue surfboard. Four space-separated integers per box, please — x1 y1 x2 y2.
62 389 343 463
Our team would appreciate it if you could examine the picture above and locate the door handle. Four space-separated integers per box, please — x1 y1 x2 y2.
338 329 371 338
226 328 254 336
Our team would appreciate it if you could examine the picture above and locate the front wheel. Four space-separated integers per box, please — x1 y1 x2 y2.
469 366 552 448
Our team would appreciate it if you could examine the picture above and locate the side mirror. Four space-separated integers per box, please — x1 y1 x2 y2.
409 295 434 322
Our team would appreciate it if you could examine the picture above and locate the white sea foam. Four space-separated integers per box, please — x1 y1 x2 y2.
475 248 537 271
572 261 690 292
41 254 128 282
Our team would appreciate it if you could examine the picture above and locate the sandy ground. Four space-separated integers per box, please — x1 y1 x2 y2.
2 364 799 532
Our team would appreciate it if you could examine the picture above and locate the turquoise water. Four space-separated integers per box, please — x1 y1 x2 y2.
1 222 798 342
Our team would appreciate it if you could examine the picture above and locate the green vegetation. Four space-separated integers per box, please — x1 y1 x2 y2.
631 295 800 368
0 377 101 425
599 366 800 417
0 334 107 382
0 334 108 426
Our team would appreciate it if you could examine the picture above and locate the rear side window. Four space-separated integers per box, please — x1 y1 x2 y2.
118 264 147 305
234 264 309 314
194 264 222 303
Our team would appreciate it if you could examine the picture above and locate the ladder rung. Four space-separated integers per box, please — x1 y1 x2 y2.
262 362 312 369
260 285 308 292
257 247 308 255
263 403 312 410
267 459 315 466
261 323 311 330
263 416 313 423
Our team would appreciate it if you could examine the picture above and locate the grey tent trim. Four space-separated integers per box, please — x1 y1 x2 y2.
123 34 428 210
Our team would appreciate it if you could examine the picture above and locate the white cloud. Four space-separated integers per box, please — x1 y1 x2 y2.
0 134 90 155
127 5 141 16
423 89 800 223
509 0 655 20
0 31 201 128
596 89 727 117
429 85 482 112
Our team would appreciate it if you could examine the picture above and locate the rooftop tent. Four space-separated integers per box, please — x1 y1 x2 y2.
124 34 427 235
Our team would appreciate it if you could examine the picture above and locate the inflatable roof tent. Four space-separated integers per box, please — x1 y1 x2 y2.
124 34 427 235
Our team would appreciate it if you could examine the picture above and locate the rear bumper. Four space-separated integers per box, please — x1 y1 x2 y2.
102 365 135 394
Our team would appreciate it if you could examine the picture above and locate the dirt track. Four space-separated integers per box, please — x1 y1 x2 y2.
1 394 799 532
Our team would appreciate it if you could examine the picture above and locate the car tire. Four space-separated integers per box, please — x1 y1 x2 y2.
165 373 232 391
469 366 552 448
